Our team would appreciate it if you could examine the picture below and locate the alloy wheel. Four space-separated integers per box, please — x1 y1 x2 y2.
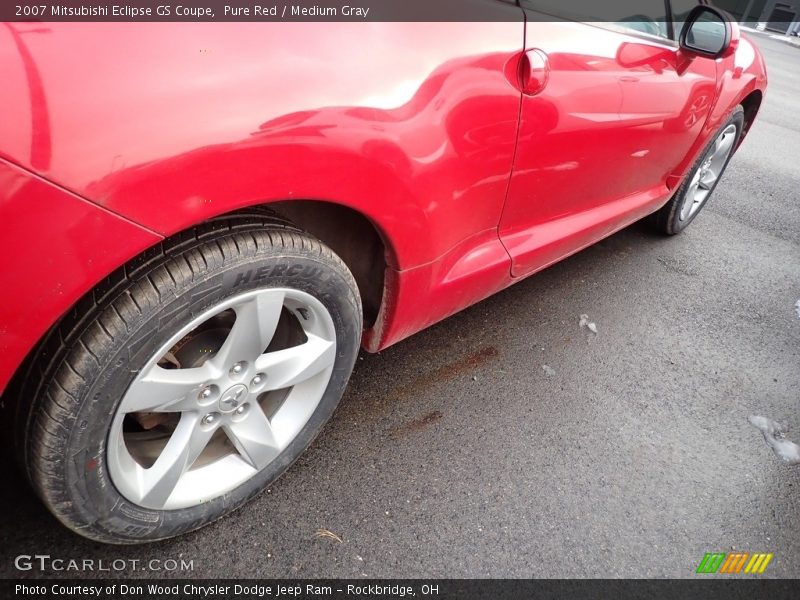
107 287 337 510
679 123 737 222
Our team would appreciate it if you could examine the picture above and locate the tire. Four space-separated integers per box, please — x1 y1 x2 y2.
12 211 362 543
650 105 744 235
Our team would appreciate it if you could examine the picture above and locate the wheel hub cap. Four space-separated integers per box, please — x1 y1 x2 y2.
219 384 248 413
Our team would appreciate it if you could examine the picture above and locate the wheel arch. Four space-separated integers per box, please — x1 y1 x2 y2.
258 199 391 329
738 89 763 146
2 198 396 417
667 79 763 191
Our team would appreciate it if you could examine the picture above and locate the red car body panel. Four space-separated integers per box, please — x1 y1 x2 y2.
0 19 525 269
0 7 767 395
0 159 162 390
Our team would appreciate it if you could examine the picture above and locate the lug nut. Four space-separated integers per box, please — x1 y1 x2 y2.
230 362 245 375
202 413 217 425
251 374 265 386
235 404 247 415
200 386 213 399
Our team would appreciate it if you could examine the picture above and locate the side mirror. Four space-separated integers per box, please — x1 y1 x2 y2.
679 5 732 58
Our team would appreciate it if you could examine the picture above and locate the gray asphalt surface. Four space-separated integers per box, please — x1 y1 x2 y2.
1 33 798 580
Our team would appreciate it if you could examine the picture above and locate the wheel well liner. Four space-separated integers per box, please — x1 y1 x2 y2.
740 90 763 140
255 200 388 328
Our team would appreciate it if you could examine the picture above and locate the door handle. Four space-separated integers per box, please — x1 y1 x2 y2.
521 48 550 96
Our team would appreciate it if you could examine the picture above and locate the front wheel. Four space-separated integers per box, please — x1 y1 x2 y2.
15 214 362 543
651 105 744 235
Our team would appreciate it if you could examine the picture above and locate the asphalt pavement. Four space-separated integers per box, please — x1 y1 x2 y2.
1 33 798 579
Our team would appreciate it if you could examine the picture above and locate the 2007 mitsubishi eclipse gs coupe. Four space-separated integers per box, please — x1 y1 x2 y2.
0 0 766 543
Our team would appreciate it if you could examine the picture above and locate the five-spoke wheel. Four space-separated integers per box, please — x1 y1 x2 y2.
678 123 737 223
108 288 337 510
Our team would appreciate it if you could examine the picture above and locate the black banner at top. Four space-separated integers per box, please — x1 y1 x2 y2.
2 0 794 22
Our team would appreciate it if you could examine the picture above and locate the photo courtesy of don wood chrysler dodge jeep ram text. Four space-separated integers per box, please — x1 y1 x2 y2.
0 1 766 543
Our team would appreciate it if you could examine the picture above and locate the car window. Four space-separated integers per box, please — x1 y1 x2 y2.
522 0 671 39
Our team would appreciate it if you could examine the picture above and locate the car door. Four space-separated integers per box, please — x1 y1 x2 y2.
499 0 718 277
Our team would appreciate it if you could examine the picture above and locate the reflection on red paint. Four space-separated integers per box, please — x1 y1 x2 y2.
0 17 768 392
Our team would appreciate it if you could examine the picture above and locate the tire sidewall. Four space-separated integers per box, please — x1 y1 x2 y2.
59 239 361 542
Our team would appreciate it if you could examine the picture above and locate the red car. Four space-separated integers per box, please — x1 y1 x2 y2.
0 2 766 542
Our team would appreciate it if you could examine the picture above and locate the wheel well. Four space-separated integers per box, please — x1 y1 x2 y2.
264 201 389 328
740 90 763 139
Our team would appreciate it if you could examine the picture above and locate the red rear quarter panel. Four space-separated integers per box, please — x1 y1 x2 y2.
0 21 525 270
0 18 527 389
